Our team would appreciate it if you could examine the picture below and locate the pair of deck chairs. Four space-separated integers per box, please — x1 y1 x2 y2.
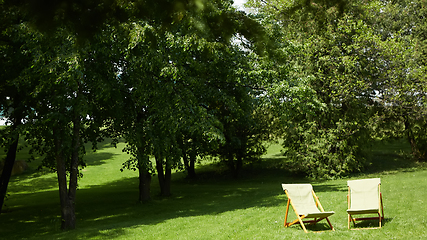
282 178 384 233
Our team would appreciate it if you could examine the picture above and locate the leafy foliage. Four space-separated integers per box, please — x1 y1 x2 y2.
249 0 427 178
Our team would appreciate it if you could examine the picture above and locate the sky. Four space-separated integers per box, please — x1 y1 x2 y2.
233 0 247 10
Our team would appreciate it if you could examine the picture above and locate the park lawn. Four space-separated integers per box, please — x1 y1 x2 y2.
1 139 427 239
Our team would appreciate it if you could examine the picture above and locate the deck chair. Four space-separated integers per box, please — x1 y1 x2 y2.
347 178 384 229
282 184 335 233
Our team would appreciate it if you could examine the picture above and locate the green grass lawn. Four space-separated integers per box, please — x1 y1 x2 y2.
1 139 427 239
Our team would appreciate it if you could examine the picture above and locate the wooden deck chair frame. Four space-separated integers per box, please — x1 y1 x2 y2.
347 178 384 230
282 184 334 233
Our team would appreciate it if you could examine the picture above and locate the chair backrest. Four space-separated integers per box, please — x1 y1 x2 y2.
348 178 380 210
282 184 319 214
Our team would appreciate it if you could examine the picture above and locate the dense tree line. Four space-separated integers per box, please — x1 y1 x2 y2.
1 0 426 230
248 0 427 177
1 0 271 229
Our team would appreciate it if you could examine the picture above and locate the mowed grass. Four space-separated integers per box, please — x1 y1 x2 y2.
1 139 427 239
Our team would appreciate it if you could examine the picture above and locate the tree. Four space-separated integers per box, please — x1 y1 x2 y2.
19 31 82 230
2 0 275 228
247 0 421 178
119 0 275 199
366 0 427 161
0 7 40 213
188 59 271 180
19 22 127 229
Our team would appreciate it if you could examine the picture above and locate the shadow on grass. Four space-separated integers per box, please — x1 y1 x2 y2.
287 222 334 232
83 152 119 167
4 151 118 194
0 168 286 239
2 139 118 172
0 138 421 239
7 173 58 194
348 217 391 229
263 138 425 177
363 139 426 174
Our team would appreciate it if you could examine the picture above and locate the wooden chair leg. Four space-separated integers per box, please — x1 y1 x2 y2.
348 214 351 229
284 199 290 227
286 219 301 227
326 217 334 231
297 216 308 233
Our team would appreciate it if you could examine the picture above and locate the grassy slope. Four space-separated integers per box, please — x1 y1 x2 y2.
1 139 426 239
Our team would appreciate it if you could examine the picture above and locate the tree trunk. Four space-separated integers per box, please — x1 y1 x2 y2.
138 168 152 201
54 124 79 230
54 132 73 230
155 155 171 197
137 154 151 201
0 124 19 214
164 163 171 196
182 152 190 174
226 152 237 178
135 111 152 201
234 154 243 179
187 153 197 179
404 118 421 159
66 116 80 229
183 152 197 179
